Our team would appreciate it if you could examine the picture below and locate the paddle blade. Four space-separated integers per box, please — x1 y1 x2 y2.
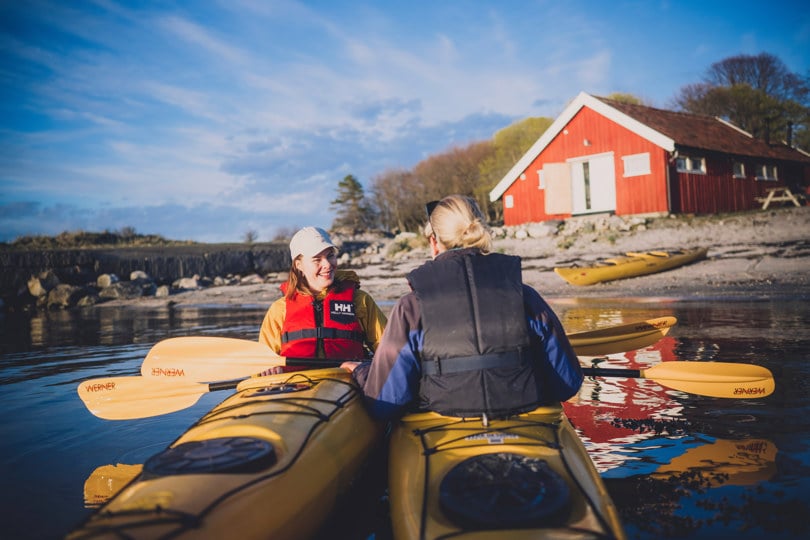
643 362 775 399
142 336 281 381
77 377 211 420
569 316 676 356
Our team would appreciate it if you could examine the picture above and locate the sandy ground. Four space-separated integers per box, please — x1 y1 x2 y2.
104 206 810 312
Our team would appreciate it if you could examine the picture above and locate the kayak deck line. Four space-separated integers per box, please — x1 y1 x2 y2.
69 369 381 540
389 405 626 539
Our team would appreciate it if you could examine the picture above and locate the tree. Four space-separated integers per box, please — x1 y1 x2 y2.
371 168 422 232
605 92 650 105
330 175 376 233
478 117 553 222
243 230 258 244
673 53 810 149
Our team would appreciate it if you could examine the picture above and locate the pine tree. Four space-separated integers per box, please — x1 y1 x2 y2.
330 175 376 233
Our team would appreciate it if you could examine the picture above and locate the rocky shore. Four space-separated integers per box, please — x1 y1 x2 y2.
77 206 810 313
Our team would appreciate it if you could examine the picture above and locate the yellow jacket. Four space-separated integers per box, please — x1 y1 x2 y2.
258 270 387 358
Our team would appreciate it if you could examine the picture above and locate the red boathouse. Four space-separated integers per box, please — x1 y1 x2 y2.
489 92 810 226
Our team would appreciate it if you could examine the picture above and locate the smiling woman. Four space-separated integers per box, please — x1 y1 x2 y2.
257 227 388 372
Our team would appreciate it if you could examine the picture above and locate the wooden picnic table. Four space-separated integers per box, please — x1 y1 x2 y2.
755 186 802 209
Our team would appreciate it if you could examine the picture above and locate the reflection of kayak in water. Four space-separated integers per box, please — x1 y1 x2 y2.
83 464 143 508
600 436 777 487
652 437 777 486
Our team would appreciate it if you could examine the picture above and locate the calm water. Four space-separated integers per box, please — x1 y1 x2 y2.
0 296 808 539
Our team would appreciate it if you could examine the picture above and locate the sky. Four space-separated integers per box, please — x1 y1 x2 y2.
1 0 808 244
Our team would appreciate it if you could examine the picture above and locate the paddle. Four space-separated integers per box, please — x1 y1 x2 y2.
581 361 775 399
78 366 345 421
140 317 678 382
78 361 774 420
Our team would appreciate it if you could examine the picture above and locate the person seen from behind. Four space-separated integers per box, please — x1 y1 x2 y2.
342 195 583 421
259 226 388 373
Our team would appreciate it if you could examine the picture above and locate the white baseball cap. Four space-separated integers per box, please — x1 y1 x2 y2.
289 227 337 259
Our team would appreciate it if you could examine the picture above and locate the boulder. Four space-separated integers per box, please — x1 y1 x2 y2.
96 273 120 288
98 281 144 300
27 271 60 298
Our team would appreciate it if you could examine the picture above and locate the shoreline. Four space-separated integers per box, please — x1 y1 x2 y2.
97 206 810 312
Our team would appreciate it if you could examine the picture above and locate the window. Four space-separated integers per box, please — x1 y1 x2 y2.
733 161 745 178
755 164 778 181
537 170 545 189
622 153 651 177
675 156 705 173
504 194 514 209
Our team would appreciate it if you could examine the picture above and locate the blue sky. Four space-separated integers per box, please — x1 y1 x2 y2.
2 0 808 243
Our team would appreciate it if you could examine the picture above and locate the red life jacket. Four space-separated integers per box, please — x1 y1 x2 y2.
279 281 366 362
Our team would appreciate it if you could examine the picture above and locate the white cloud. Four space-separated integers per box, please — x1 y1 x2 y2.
1 0 806 243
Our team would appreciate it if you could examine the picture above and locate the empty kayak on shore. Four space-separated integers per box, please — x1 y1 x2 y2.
69 368 381 540
389 404 626 539
554 247 708 286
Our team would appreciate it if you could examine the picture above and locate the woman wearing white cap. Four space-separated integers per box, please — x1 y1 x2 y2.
258 226 388 369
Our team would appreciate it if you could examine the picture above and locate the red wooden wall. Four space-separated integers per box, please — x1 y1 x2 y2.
501 105 808 226
502 107 670 226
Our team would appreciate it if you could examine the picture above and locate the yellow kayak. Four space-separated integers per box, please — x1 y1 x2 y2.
554 247 708 286
69 368 380 540
389 404 626 539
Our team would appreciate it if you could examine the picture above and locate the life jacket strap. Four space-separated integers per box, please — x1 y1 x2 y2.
421 348 528 376
281 328 365 343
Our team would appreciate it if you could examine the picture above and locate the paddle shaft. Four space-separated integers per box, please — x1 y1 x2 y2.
207 359 345 387
142 317 677 382
582 367 641 378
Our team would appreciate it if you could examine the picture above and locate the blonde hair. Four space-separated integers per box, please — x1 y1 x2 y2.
424 195 492 253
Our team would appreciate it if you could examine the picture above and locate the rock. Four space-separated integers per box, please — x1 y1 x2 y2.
526 223 556 238
240 274 264 285
155 285 171 297
136 279 157 297
174 276 200 290
96 273 120 288
98 281 143 300
47 284 98 309
130 270 149 281
76 293 100 307
27 271 60 298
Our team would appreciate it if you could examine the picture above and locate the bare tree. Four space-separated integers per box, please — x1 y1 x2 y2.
673 52 809 148
243 230 258 244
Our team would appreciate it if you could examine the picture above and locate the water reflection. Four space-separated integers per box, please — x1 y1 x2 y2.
83 464 142 508
1 304 268 352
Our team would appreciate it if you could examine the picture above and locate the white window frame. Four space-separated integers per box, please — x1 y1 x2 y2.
622 152 651 177
537 170 545 189
504 194 514 208
675 156 706 174
755 164 778 181
733 161 746 178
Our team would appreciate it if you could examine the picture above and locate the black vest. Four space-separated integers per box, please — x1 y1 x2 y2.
408 250 541 417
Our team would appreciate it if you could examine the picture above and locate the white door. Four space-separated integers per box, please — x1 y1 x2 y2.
570 153 616 215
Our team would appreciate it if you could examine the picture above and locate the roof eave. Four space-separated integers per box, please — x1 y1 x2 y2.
489 92 676 202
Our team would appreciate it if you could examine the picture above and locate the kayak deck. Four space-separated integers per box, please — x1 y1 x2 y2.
69 368 380 540
554 247 708 286
389 405 626 539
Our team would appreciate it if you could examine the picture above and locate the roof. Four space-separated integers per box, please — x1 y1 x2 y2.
490 91 810 202
600 96 810 162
